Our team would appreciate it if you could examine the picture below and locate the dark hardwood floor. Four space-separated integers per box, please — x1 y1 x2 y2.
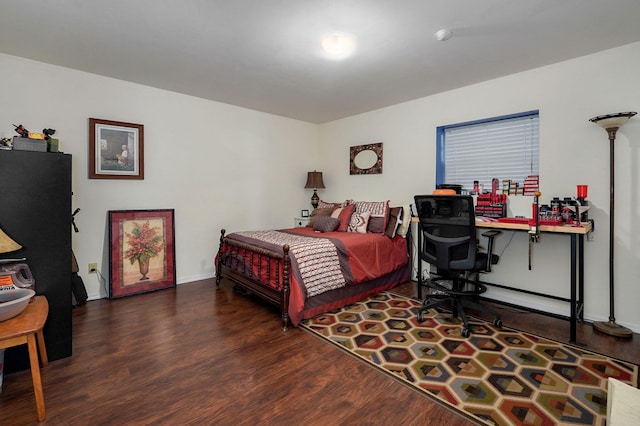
1 279 637 425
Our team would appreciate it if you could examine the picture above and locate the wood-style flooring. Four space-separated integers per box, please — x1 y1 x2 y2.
0 279 638 425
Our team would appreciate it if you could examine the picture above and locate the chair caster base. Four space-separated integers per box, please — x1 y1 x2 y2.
494 318 503 328
417 311 424 323
461 328 471 338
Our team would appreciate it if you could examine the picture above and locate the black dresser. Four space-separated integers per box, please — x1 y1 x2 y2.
0 150 72 372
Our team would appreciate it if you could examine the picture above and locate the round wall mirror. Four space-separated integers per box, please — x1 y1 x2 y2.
354 149 378 170
350 143 383 175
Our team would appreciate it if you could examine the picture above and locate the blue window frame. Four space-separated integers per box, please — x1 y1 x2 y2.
436 110 539 193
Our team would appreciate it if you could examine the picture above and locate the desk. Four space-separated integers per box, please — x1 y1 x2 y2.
414 218 592 343
0 296 49 421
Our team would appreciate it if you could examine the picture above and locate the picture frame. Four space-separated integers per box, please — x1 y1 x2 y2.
108 209 176 298
301 209 310 217
89 118 144 179
350 142 383 175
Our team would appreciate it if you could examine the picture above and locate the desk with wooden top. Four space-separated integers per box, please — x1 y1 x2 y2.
414 217 592 343
0 296 49 421
477 220 591 344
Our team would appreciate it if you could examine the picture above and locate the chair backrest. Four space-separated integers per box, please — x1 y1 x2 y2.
414 194 477 271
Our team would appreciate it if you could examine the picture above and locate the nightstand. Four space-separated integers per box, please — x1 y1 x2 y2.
294 217 310 227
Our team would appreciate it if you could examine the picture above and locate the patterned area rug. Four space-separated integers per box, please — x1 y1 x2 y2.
300 292 639 426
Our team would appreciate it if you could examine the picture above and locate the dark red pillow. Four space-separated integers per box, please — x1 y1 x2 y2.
313 216 340 233
307 207 336 227
331 204 356 232
385 207 403 238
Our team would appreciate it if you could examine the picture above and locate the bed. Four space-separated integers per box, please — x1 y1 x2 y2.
215 201 412 330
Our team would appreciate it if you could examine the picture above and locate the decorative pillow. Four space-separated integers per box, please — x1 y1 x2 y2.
317 200 341 209
306 207 336 227
347 211 370 234
353 200 390 234
395 204 412 238
313 216 340 233
385 206 403 238
331 204 356 232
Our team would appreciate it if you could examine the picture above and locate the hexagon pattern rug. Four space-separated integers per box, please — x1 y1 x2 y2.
300 292 638 426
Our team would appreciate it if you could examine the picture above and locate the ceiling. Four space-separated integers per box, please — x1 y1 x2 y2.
1 1 640 123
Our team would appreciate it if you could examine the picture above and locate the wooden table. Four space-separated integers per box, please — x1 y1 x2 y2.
0 296 49 421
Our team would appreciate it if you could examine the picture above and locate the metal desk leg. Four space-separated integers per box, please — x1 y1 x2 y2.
570 233 587 346
417 222 423 300
578 234 585 322
570 234 577 343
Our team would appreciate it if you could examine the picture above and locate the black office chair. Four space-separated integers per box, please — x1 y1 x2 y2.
414 194 503 337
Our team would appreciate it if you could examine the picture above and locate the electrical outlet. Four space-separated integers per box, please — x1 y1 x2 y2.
88 263 98 274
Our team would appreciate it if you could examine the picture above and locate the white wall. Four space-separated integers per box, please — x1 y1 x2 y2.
2 41 639 332
319 42 640 332
0 53 319 299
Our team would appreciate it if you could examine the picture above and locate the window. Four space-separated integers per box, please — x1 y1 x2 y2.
436 110 539 193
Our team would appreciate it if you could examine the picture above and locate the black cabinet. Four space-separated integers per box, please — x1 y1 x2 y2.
0 150 72 371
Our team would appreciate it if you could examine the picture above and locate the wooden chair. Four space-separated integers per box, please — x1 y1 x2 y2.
0 296 49 421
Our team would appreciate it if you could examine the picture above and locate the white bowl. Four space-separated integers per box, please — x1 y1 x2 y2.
0 289 36 322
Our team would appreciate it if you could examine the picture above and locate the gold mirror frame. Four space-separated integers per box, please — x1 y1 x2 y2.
350 142 383 175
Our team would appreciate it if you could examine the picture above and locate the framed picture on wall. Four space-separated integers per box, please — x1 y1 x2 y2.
89 118 144 179
108 209 176 298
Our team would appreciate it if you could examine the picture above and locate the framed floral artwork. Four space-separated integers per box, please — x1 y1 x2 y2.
108 209 176 298
89 118 144 179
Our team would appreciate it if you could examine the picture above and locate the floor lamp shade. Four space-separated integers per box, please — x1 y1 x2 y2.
589 111 636 338
304 171 325 208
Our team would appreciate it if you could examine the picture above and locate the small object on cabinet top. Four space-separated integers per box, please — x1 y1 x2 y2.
12 137 47 152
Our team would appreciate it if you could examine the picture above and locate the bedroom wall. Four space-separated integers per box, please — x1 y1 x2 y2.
318 42 640 332
0 53 319 299
2 41 639 333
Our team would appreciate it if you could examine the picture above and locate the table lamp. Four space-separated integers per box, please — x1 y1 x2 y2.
304 171 325 209
589 111 636 338
0 226 22 254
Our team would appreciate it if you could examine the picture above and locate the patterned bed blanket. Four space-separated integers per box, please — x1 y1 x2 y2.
230 230 353 298
220 226 410 326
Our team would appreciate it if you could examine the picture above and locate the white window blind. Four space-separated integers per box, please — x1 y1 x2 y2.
442 113 539 192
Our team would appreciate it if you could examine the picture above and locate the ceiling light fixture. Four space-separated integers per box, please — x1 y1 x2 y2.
321 33 356 60
435 29 452 42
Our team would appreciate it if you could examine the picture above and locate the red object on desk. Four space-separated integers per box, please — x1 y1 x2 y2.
497 217 566 227
496 217 529 224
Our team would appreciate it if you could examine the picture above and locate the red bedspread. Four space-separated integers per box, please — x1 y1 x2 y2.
221 227 409 325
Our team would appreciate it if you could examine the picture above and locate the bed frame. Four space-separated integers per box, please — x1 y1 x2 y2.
216 229 293 330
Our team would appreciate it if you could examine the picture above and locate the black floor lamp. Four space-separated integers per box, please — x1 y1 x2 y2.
589 111 636 338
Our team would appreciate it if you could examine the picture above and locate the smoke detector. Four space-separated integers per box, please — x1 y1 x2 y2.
435 29 452 41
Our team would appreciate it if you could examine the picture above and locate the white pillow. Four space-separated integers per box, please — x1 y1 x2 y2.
348 211 370 233
396 204 412 237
